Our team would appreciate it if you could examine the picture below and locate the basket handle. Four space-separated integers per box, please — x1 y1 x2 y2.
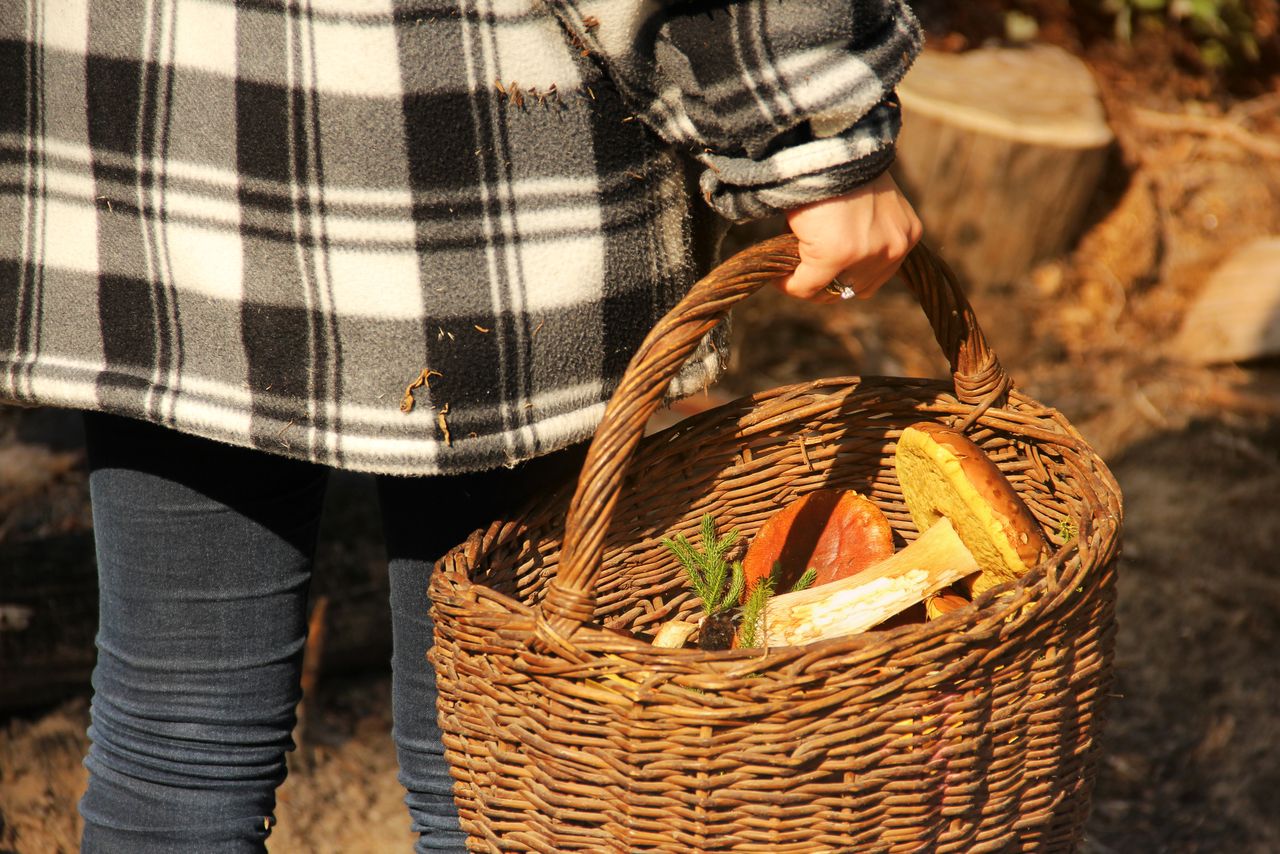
533 233 1011 646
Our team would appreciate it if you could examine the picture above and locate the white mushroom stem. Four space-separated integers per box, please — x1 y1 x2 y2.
759 518 978 646
650 619 698 648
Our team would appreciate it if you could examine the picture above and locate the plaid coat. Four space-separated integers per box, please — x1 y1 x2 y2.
0 0 921 475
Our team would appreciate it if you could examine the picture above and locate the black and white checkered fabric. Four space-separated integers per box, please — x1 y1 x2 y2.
0 0 921 475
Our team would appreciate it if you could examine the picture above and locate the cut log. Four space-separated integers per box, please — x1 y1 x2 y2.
891 45 1114 289
1175 238 1280 364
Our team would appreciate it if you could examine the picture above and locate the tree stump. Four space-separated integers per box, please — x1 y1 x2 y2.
891 45 1114 289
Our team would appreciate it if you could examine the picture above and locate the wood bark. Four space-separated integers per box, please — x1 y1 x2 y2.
891 45 1114 289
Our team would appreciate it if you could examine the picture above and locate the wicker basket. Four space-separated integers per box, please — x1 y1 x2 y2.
430 234 1122 852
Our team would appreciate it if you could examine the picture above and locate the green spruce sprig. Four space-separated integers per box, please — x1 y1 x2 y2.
661 514 745 617
737 564 817 649
663 517 825 649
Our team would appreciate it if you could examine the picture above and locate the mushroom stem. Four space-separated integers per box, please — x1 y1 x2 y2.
760 518 978 646
651 619 699 648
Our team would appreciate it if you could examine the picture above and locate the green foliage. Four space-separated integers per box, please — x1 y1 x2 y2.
791 567 818 593
1097 0 1261 66
736 576 774 650
661 514 744 618
737 564 819 649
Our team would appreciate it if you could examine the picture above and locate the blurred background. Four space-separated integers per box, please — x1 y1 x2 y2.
3 2 1279 851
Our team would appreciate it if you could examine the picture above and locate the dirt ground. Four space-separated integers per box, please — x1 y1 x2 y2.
3 10 1280 854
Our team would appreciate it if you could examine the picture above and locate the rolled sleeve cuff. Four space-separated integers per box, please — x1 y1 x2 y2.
697 99 901 222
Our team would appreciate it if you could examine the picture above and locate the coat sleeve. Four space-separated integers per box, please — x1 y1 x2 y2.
545 0 924 221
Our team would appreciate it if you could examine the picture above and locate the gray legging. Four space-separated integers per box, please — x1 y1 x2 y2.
78 411 583 852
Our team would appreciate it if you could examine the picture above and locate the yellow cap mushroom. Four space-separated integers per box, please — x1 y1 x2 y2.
895 422 1047 596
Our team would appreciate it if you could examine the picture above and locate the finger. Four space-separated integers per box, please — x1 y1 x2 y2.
796 280 846 304
778 258 843 300
821 237 913 297
848 264 897 300
839 247 917 301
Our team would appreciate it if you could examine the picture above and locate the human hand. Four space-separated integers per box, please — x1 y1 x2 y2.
777 171 923 303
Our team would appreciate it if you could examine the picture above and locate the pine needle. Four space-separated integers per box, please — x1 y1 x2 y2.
663 518 821 648
725 561 746 607
737 577 774 649
661 514 743 617
738 565 819 648
791 568 818 592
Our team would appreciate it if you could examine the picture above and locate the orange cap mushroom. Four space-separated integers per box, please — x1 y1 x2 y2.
739 489 896 594
925 591 969 620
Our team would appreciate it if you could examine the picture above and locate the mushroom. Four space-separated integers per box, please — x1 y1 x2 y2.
925 591 970 620
739 489 896 594
755 422 1049 647
650 619 699 648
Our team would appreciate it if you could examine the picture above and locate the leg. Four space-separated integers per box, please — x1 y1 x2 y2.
378 445 587 853
79 413 329 853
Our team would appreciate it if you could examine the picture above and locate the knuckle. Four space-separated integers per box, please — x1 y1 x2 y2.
905 218 923 244
801 242 850 268
884 235 910 260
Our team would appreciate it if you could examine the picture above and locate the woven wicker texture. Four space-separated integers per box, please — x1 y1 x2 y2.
430 235 1123 852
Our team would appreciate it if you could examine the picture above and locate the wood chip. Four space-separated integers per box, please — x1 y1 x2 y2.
438 403 451 445
400 369 442 413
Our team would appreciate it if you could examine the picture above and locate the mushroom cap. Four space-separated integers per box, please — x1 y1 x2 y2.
925 591 970 620
894 423 1048 594
739 488 896 595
